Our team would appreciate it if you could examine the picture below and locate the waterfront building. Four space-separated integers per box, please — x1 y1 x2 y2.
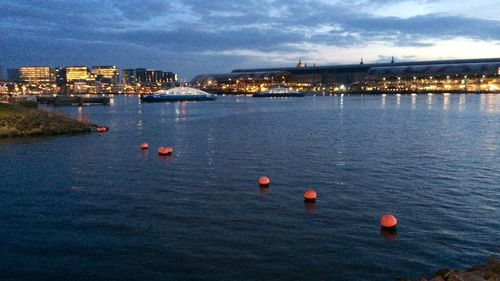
53 67 66 87
91 66 119 84
71 80 89 94
122 68 177 92
65 66 89 83
351 62 500 93
192 71 298 94
91 66 119 93
233 57 500 86
64 66 92 94
0 82 7 94
111 83 126 94
135 69 176 86
122 69 136 85
11 66 55 94
19 67 51 85
193 57 500 94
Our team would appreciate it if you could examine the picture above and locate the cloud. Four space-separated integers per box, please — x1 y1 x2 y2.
1 0 499 79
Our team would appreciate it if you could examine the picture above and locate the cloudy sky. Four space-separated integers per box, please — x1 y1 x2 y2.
2 0 500 79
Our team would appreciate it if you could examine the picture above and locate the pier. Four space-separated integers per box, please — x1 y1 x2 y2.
36 95 111 105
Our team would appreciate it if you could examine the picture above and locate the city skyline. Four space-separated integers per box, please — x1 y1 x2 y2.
2 0 500 79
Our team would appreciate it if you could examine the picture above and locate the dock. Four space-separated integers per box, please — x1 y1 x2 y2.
36 95 111 105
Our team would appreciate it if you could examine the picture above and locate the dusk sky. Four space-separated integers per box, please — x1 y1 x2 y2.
2 0 500 79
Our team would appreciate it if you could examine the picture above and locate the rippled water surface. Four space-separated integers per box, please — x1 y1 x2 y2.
1 94 499 281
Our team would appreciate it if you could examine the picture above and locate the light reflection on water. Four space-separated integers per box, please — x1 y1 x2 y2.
481 94 500 113
443 94 450 111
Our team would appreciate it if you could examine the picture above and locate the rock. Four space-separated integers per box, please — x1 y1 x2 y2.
447 273 466 281
415 257 499 281
485 273 500 281
435 268 454 279
463 274 487 281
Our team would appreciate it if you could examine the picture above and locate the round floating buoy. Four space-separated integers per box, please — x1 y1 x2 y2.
304 188 317 203
140 143 149 150
380 214 398 229
96 127 107 133
158 146 173 156
259 176 270 187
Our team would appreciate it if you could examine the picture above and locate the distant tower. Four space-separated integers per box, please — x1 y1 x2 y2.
391 56 395 63
297 58 305 68
360 58 364 65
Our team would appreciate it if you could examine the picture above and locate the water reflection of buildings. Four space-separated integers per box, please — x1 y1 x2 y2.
376 93 498 112
443 94 450 111
192 58 500 95
175 101 188 122
480 94 500 113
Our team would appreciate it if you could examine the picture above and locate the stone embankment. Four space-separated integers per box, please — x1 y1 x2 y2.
0 103 94 138
398 257 500 281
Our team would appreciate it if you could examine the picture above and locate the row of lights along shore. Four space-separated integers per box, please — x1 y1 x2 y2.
99 128 400 237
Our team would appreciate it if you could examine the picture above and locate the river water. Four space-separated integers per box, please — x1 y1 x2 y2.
0 94 499 280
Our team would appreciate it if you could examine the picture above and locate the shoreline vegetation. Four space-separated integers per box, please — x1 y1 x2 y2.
0 102 94 138
400 256 500 281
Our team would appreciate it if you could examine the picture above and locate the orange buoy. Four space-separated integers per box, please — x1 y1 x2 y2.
259 176 270 187
96 127 107 133
304 188 317 203
140 143 149 150
380 214 398 229
158 146 173 156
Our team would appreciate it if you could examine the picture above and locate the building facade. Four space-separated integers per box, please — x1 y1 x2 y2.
65 66 89 83
91 66 119 84
193 58 500 94
19 67 51 85
122 68 177 93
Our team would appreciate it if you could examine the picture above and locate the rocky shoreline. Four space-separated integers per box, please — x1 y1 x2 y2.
399 256 500 281
0 103 94 138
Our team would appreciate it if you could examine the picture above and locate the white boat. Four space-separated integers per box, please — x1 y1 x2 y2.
140 87 216 102
253 86 305 97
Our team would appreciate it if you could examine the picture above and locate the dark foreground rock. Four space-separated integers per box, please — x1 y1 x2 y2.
0 103 94 138
399 257 500 281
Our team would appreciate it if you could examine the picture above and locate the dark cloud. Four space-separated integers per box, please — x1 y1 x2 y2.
1 0 499 78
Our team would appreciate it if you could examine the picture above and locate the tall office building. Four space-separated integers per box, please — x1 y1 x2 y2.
19 66 51 85
124 68 176 86
91 66 119 84
52 67 66 87
122 69 136 84
65 66 89 83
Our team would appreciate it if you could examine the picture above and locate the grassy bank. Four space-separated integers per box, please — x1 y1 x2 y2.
0 103 93 138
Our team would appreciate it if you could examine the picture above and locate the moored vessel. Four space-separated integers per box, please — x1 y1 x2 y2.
252 86 305 97
140 87 217 102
